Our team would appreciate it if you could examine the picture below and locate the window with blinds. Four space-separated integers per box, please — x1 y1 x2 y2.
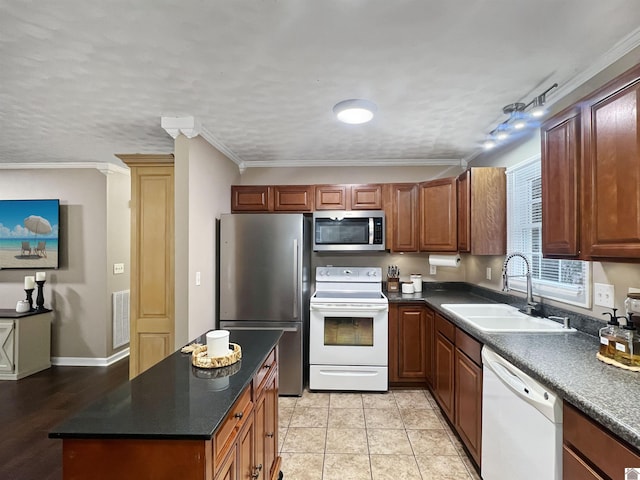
506 157 590 307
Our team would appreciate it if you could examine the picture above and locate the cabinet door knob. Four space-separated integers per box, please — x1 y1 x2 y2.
234 412 243 419
251 464 263 479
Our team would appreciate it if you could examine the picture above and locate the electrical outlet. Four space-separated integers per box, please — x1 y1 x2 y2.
486 267 492 280
113 263 124 275
594 282 615 308
430 265 437 275
628 287 640 313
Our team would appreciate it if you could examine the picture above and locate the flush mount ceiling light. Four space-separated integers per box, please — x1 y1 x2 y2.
333 99 377 125
482 83 558 150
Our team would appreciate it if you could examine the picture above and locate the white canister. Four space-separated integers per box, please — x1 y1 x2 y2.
16 300 30 313
410 274 422 293
206 330 230 358
401 282 415 294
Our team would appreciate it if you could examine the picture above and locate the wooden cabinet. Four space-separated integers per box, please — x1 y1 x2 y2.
434 314 455 422
315 184 383 210
351 184 383 209
541 109 581 258
454 328 482 466
431 314 483 468
252 348 279 480
563 402 640 480
119 154 175 378
231 185 313 212
388 184 419 252
231 185 272 212
388 304 428 385
315 184 347 210
541 62 640 261
419 178 458 252
0 311 52 380
582 66 640 259
273 185 313 212
457 168 506 255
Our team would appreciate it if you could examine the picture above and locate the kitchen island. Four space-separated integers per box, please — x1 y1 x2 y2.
49 329 283 480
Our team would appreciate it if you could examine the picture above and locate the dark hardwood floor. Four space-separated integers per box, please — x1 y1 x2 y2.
0 359 129 480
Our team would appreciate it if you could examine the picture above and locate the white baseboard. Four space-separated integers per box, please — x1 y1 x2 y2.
52 348 129 367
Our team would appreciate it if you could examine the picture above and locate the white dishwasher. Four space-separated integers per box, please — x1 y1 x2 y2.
481 347 563 480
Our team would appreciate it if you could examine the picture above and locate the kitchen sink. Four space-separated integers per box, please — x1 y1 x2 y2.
440 304 576 333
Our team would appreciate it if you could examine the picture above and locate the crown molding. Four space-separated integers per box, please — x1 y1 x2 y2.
241 158 465 169
160 116 201 139
0 162 129 176
161 116 246 170
548 26 640 107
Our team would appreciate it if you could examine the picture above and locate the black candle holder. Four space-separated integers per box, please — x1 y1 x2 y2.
35 280 48 312
24 288 35 311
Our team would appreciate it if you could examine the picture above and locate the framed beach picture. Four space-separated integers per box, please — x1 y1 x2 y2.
0 199 60 269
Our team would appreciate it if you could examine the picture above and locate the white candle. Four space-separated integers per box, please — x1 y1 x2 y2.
24 276 35 289
35 271 46 281
206 330 230 358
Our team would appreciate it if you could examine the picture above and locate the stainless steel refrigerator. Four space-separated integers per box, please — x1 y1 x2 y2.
218 213 311 396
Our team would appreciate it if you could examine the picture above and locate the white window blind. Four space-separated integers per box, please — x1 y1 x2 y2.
506 157 590 307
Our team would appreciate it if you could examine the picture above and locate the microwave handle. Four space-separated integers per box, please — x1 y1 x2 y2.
293 238 299 320
369 217 374 245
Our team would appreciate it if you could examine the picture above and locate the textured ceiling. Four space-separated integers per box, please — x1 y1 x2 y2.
1 0 640 169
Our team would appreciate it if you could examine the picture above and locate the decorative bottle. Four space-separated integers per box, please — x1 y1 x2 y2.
599 309 621 359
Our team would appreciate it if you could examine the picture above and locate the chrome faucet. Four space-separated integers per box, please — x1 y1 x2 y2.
502 252 541 316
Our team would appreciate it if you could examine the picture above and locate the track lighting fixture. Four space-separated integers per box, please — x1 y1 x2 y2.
482 83 558 150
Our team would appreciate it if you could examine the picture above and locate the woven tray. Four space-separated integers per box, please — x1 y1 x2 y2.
596 352 640 372
185 343 242 369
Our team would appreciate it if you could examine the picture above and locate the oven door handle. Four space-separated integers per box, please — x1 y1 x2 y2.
310 304 388 311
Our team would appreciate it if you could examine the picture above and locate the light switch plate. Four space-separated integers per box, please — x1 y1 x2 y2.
594 282 615 308
486 267 492 280
113 263 124 275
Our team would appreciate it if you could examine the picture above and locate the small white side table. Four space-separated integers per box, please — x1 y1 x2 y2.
0 309 52 380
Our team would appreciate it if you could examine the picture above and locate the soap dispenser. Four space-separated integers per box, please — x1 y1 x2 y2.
600 309 621 359
614 313 640 367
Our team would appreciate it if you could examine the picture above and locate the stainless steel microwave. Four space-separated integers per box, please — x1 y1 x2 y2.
313 210 385 251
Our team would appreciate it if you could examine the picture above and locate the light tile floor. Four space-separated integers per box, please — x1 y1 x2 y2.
278 388 482 480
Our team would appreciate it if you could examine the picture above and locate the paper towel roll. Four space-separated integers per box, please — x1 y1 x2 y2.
429 254 461 268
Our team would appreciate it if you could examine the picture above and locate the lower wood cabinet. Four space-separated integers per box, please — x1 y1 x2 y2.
389 304 433 387
563 402 640 480
454 329 482 466
434 315 455 422
432 314 482 469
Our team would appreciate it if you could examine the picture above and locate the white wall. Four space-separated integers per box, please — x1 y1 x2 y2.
0 167 130 360
174 135 240 346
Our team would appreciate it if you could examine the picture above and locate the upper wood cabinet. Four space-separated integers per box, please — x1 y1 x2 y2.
541 62 640 261
582 66 640 259
315 184 383 210
273 185 314 212
231 185 313 213
457 167 506 255
389 183 419 252
315 184 348 210
541 109 581 258
231 185 272 212
351 184 383 209
420 177 458 252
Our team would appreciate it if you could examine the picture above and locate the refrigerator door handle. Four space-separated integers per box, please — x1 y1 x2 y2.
293 238 299 320
223 325 300 332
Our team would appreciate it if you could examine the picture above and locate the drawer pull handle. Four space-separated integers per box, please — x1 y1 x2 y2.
263 364 271 369
266 432 274 438
234 412 243 419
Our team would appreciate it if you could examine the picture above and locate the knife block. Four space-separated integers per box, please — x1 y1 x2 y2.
387 277 400 292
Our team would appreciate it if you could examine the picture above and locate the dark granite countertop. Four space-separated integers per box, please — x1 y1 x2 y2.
49 329 282 440
387 283 640 450
0 308 52 318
